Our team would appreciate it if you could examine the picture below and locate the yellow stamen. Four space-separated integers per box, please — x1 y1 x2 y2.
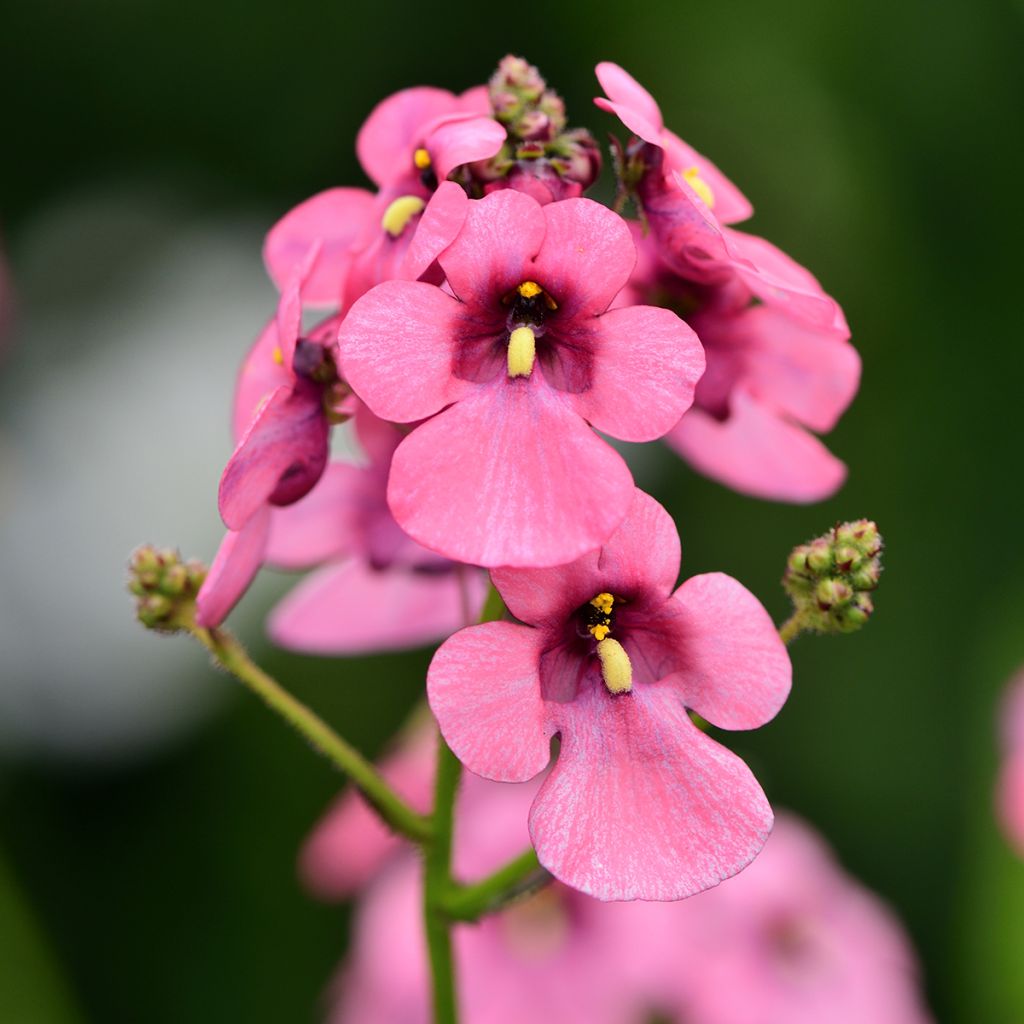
683 166 715 209
590 592 614 616
381 195 426 237
517 280 543 299
507 326 536 378
413 147 432 171
596 638 633 695
272 346 284 366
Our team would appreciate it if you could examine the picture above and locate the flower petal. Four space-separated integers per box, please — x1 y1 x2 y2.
725 228 848 334
356 86 465 188
428 621 552 782
594 62 664 144
568 304 704 441
399 181 469 282
661 129 753 225
438 189 547 311
269 559 484 656
264 462 365 569
662 572 791 729
492 488 680 626
696 304 860 433
218 384 329 530
232 316 292 442
425 114 506 181
194 507 271 628
531 682 773 901
336 280 469 423
532 198 637 319
667 389 848 503
388 383 635 568
263 188 376 307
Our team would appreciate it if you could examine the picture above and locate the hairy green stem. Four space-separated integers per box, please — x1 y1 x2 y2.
190 622 432 845
424 735 463 1024
778 613 803 646
442 848 550 922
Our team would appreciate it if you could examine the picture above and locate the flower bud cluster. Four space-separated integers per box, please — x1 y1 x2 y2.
473 55 600 197
783 520 882 634
128 545 206 632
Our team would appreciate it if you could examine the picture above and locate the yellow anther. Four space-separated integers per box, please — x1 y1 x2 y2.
517 280 543 299
590 623 610 642
590 592 614 616
596 638 633 695
413 147 432 171
272 346 284 366
507 326 536 378
683 166 715 209
381 195 426 237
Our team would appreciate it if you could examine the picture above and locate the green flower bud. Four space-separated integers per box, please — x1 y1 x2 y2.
782 521 884 640
128 544 207 633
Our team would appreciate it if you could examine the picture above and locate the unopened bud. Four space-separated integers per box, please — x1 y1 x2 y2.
128 544 207 633
782 521 884 639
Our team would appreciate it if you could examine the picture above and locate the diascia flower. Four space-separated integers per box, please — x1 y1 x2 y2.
428 488 791 900
264 85 504 311
996 669 1024 856
337 189 704 569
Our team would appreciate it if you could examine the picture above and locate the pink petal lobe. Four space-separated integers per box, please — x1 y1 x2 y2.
399 181 469 282
570 304 704 441
594 62 664 144
387 383 635 568
357 87 464 188
269 559 482 656
337 280 468 423
263 188 376 306
725 229 847 333
997 752 1024 855
438 189 547 311
663 572 791 729
218 385 329 530
661 129 753 224
264 462 365 569
425 114 506 181
233 316 292 441
532 199 636 319
428 621 552 782
195 507 272 628
531 683 773 901
668 389 848 503
492 487 680 626
699 304 861 433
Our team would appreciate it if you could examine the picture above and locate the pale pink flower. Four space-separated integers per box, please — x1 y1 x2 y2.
428 488 790 900
645 815 935 1024
264 87 504 309
997 670 1024 855
337 189 704 568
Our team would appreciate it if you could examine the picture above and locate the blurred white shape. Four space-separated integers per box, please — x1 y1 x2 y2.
0 187 279 760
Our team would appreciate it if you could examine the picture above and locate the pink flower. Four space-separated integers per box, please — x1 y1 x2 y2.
338 189 704 569
264 87 504 310
997 670 1024 856
322 760 660 1024
199 403 485 647
596 63 846 335
667 297 860 502
428 488 791 900
265 406 487 654
647 815 935 1024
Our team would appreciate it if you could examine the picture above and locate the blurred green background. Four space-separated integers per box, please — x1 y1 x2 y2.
2 0 1023 1020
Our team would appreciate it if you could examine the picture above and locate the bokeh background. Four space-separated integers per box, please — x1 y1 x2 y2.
2 0 1023 1020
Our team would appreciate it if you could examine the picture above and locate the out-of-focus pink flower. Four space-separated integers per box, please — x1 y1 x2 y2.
428 488 790 900
265 406 487 655
640 815 935 1024
338 189 704 568
997 670 1024 855
325 759 659 1024
264 87 504 310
